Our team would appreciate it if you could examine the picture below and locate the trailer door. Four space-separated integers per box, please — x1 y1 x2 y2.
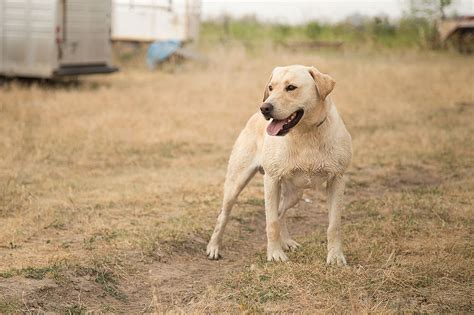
1 0 56 78
60 0 111 65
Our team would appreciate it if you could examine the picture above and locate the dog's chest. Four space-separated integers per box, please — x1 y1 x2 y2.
262 132 349 184
286 149 329 187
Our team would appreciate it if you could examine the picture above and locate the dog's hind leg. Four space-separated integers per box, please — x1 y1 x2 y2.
278 182 302 251
207 128 259 260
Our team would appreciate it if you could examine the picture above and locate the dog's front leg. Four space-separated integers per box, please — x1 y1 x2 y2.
264 174 288 262
278 182 302 251
326 175 347 265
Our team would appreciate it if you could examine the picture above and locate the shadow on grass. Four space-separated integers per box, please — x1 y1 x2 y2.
0 76 108 91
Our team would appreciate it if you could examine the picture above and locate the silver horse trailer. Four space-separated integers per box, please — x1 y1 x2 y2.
0 0 118 78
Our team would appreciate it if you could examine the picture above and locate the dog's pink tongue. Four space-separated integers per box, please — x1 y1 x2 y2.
267 119 285 136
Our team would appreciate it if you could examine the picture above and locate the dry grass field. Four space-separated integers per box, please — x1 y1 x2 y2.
0 46 473 313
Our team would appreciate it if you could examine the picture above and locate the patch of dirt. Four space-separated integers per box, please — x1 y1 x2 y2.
129 193 329 311
347 164 442 199
381 165 442 190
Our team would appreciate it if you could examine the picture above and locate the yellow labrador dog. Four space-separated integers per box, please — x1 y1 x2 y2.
207 65 352 264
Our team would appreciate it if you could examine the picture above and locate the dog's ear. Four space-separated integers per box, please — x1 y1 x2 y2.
308 66 335 101
262 72 273 102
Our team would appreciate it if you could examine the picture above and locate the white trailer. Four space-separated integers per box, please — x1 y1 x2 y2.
0 0 118 78
111 0 201 42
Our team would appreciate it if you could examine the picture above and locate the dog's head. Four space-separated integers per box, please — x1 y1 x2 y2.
261 65 335 136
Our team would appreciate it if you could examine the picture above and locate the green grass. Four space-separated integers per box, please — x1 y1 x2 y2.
200 16 435 50
65 304 87 315
0 300 21 313
0 265 62 280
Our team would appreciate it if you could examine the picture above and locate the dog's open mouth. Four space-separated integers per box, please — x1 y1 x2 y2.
266 109 304 136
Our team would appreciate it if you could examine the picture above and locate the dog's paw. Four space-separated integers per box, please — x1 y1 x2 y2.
281 238 300 251
206 243 222 260
267 246 289 262
326 248 347 266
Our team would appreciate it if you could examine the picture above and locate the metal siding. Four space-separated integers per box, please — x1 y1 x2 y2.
1 0 57 77
60 0 112 65
111 0 200 42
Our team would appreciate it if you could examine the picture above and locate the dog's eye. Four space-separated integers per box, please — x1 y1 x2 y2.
286 85 297 91
268 85 273 91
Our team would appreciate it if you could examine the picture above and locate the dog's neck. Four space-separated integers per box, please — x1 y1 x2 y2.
293 98 332 135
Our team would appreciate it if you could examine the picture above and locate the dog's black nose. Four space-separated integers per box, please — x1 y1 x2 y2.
260 103 274 116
